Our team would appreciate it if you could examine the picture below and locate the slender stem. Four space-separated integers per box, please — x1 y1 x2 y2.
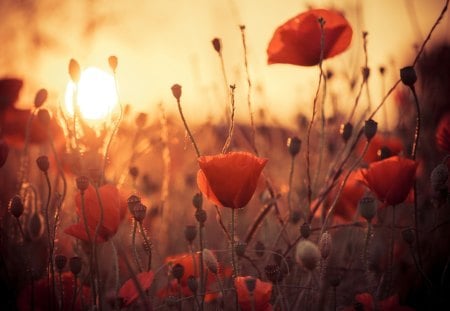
138 221 152 271
71 275 77 311
214 205 231 241
245 202 275 244
80 191 96 305
222 85 236 154
58 271 63 311
287 155 295 214
175 97 201 157
198 220 205 310
230 208 238 308
218 49 230 124
132 220 143 272
93 185 105 310
43 172 55 311
387 205 396 295
409 246 433 289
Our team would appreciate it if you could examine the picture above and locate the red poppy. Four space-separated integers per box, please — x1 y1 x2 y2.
64 184 127 243
234 276 273 311
360 156 418 206
197 152 267 209
17 272 91 311
358 134 404 163
436 113 450 153
344 293 414 311
267 9 352 66
118 271 154 307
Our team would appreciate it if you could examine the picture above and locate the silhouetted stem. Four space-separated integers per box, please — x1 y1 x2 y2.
175 97 201 157
43 171 55 311
222 85 236 154
93 185 104 310
287 155 295 214
138 221 152 271
132 220 143 272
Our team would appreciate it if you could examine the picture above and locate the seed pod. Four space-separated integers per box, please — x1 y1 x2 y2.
108 55 118 72
400 66 417 87
359 196 377 222
319 232 332 259
69 256 82 275
68 59 81 83
9 195 24 218
184 225 197 243
55 254 67 271
195 209 207 224
364 119 378 141
340 122 353 142
255 241 265 257
129 166 139 179
203 249 219 274
295 240 320 271
300 222 311 239
28 212 43 239
34 88 48 108
36 155 49 172
172 263 185 281
287 137 302 157
362 67 370 81
76 176 90 192
192 193 203 209
171 84 182 101
211 38 221 53
0 139 8 168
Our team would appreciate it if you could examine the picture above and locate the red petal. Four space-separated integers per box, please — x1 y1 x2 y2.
118 271 154 306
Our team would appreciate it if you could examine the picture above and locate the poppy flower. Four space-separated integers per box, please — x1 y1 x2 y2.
267 9 352 66
64 184 127 243
436 113 450 153
118 271 154 307
17 272 91 311
234 276 273 311
344 293 414 311
360 156 418 206
197 152 267 209
358 134 404 163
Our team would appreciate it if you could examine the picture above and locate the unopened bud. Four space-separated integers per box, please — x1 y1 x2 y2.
290 209 302 224
379 66 386 75
76 176 90 192
135 112 147 128
184 225 197 243
340 123 353 142
171 84 182 101
287 137 302 157
36 155 49 172
55 254 67 271
68 59 81 83
195 209 207 224
28 213 43 239
108 55 118 72
34 89 48 108
364 119 378 141
255 241 265 257
129 166 139 179
319 231 332 259
127 195 141 212
300 222 311 239
172 263 185 281
131 203 147 222
192 193 203 209
400 66 417 87
0 140 8 168
212 38 221 53
69 256 82 275
378 146 392 160
359 196 377 222
295 240 320 271
9 195 24 218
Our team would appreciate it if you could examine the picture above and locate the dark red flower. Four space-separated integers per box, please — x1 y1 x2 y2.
358 134 404 163
436 113 450 153
197 152 267 209
17 272 90 311
267 9 352 66
344 293 414 311
118 271 154 306
64 184 127 243
360 156 418 206
234 276 273 311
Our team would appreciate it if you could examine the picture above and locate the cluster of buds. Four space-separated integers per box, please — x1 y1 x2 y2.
192 193 207 226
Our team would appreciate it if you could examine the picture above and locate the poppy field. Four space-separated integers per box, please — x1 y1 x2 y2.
1 2 450 311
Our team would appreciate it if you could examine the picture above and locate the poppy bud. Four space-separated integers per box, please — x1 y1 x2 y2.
245 277 257 293
37 109 51 127
431 163 448 191
9 195 24 218
108 55 118 72
34 88 48 108
402 228 415 245
129 166 139 179
55 254 67 271
68 59 81 83
287 136 302 157
212 38 221 53
379 66 386 75
187 276 198 293
0 140 8 168
295 240 320 271
171 84 182 101
359 196 377 222
265 264 283 283
76 176 90 192
69 256 82 275
127 194 141 211
400 66 417 87
192 193 203 209
184 225 197 243
28 212 43 239
203 249 219 274
300 222 311 239
255 241 265 257
378 146 392 160
195 209 207 224
172 263 184 281
36 155 49 172
364 119 378 141
131 203 147 222
319 231 332 259
340 122 353 142
235 242 247 257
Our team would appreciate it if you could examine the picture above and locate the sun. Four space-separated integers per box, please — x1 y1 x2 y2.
65 67 118 121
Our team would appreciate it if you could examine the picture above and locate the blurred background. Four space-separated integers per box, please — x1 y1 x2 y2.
0 0 448 125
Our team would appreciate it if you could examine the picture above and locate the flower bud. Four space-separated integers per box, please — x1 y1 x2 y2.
171 84 182 101
195 209 207 224
108 55 118 72
76 176 90 192
69 256 82 275
402 228 415 245
287 136 302 157
400 66 417 87
184 225 197 243
431 163 448 191
192 193 203 209
36 155 49 172
37 109 51 127
364 119 378 141
235 242 247 257
68 59 81 83
34 88 48 108
295 240 320 271
300 222 311 239
55 254 67 271
203 249 219 274
172 263 185 281
340 122 353 142
319 231 332 259
211 38 221 53
127 195 141 212
359 196 377 222
0 139 9 168
245 277 257 293
28 212 43 239
255 241 265 257
265 264 283 283
187 276 198 293
131 203 147 222
9 195 24 218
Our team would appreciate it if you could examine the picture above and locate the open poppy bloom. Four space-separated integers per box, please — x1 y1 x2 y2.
343 292 414 311
267 9 352 66
234 276 273 311
360 156 418 206
436 113 450 153
197 152 267 209
118 271 154 307
65 184 127 243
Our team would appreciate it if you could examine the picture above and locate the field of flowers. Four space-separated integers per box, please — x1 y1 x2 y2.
1 2 450 310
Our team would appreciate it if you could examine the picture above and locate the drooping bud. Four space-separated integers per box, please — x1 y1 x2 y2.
69 256 82 275
34 88 48 108
76 176 90 192
203 249 219 274
300 222 311 239
9 195 24 218
295 240 321 271
265 264 283 283
171 84 182 101
235 242 247 257
255 241 265 257
184 225 197 243
287 136 302 157
55 254 67 271
364 119 378 141
36 155 49 172
0 139 8 168
108 55 118 72
319 231 332 259
400 66 417 87
245 277 257 293
340 123 353 142
211 38 221 53
37 109 51 127
68 59 81 83
172 263 185 281
358 196 377 222
187 276 198 293
192 193 203 209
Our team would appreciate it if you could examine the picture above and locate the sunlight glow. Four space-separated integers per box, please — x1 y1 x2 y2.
65 67 118 120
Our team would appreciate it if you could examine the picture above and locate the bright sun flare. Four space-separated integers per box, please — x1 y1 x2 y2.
65 67 118 120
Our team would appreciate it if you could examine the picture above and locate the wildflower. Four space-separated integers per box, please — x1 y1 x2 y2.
118 271 154 307
360 156 418 206
64 184 127 243
234 276 273 311
197 152 267 209
267 9 352 66
436 113 450 153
